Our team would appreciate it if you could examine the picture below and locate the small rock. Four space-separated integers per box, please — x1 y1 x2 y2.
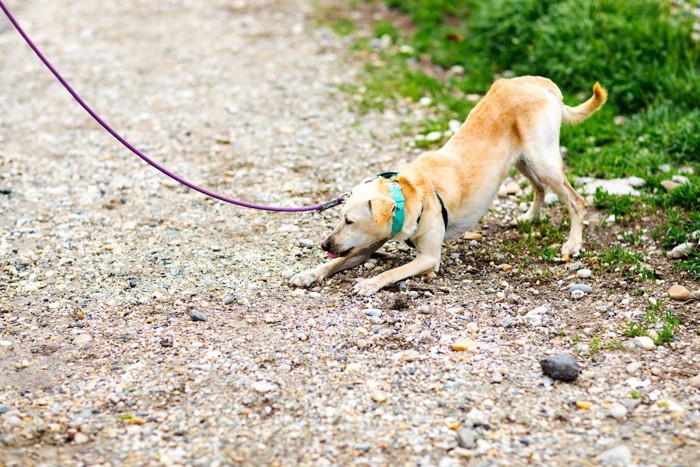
688 374 700 389
0 340 12 347
658 164 671 172
189 310 207 322
633 336 655 351
401 350 420 362
73 334 92 345
571 290 585 300
668 284 692 301
569 284 592 293
540 354 580 382
627 176 646 187
0 404 9 413
658 398 685 414
625 361 641 374
544 192 559 205
0 186 12 195
282 268 296 278
160 337 174 348
251 381 277 393
667 243 696 259
660 180 680 191
370 390 388 403
576 268 592 279
596 445 632 466
452 339 479 352
575 400 592 410
647 329 659 341
466 407 489 427
363 309 381 318
464 232 482 241
671 174 689 185
417 305 431 314
456 427 476 448
609 402 628 419
524 305 549 326
506 293 520 304
568 262 583 271
491 371 503 383
425 131 442 142
73 432 89 444
223 295 235 305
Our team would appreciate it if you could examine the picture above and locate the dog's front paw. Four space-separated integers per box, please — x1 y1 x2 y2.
289 269 323 288
353 278 384 296
560 241 582 261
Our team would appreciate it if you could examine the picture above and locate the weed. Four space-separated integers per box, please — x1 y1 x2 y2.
624 321 647 338
630 390 643 400
625 302 680 345
593 190 638 221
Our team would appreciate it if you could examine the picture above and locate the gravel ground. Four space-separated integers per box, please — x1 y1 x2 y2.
1 0 699 465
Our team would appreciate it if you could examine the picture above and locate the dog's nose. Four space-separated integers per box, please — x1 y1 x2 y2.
320 238 331 251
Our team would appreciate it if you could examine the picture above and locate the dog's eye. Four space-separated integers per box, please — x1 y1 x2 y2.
345 218 354 225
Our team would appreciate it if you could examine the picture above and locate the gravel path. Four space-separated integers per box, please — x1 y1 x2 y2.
1 1 698 465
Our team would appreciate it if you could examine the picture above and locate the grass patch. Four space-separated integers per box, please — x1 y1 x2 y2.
623 301 681 345
501 216 566 262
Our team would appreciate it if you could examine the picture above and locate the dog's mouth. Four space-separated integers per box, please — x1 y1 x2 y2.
327 248 352 259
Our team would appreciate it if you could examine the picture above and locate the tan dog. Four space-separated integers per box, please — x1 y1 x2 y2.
291 76 607 295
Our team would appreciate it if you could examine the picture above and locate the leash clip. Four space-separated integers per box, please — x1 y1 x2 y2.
318 192 350 212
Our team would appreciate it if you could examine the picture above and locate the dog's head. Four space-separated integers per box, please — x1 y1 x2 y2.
321 177 398 258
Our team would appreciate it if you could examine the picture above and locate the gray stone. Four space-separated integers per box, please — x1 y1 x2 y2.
363 309 381 318
251 381 278 393
0 404 9 413
569 284 592 293
223 295 235 305
540 354 580 382
456 427 476 448
596 445 632 466
609 402 628 419
576 268 592 279
571 290 585 300
189 309 207 322
667 242 696 259
671 174 690 185
160 337 174 347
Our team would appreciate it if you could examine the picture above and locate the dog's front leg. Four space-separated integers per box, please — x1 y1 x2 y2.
290 242 385 288
354 229 443 296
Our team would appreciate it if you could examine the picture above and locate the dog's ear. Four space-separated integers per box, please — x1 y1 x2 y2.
369 197 396 226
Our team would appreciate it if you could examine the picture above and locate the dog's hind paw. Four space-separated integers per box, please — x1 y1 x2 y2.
560 241 582 261
289 270 323 288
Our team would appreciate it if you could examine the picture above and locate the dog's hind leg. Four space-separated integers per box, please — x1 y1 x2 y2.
515 158 546 222
532 151 586 259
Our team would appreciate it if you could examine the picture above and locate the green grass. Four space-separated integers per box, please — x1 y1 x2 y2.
623 301 681 345
501 216 566 262
331 0 699 278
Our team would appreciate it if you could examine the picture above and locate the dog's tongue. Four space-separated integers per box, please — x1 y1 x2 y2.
327 252 340 259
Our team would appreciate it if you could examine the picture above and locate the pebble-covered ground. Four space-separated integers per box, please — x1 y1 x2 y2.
1 0 698 465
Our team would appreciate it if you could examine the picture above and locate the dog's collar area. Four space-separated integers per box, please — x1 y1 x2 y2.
387 180 405 236
371 172 405 236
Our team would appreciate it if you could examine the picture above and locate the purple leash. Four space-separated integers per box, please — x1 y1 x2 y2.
0 0 346 213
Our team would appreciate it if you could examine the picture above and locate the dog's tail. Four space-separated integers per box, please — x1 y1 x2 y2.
561 82 607 125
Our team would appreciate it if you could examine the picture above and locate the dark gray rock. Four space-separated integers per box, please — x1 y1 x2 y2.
160 337 174 347
540 354 580 382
